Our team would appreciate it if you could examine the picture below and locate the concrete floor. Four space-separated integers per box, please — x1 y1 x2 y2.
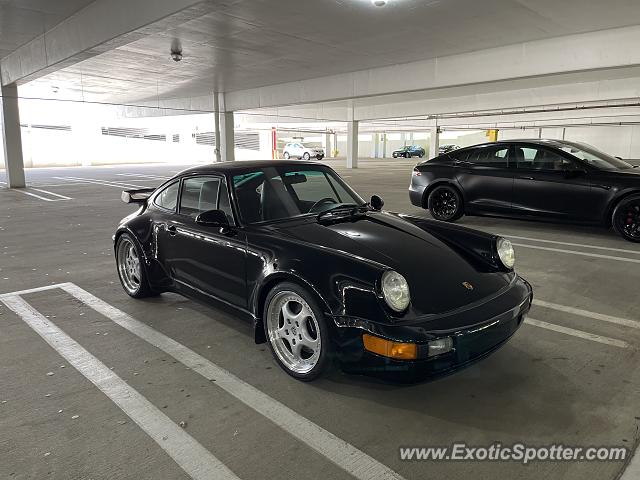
0 159 639 480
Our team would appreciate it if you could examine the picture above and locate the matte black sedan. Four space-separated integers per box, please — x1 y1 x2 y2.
114 161 532 382
410 139 640 242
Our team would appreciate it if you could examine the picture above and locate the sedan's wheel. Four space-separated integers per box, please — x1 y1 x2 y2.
393 153 398 158
428 185 464 222
613 195 640 243
303 152 311 161
283 152 290 160
116 233 156 298
264 283 330 381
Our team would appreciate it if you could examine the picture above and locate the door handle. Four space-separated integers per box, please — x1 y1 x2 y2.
167 225 177 236
518 176 535 180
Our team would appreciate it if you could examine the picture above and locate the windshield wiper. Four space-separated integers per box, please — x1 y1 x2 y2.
317 203 369 224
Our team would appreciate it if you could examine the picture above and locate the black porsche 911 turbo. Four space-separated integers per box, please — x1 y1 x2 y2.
410 139 640 242
114 161 532 382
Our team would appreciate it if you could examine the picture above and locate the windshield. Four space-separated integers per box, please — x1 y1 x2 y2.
232 165 364 224
557 142 633 170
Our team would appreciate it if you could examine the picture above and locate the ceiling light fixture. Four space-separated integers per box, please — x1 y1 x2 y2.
372 0 387 6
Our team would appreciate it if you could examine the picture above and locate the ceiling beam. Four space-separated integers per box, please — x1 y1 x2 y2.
0 0 218 86
225 25 640 112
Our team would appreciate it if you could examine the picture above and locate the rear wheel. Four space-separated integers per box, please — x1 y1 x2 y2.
428 185 464 222
612 195 640 242
116 233 157 298
264 282 331 381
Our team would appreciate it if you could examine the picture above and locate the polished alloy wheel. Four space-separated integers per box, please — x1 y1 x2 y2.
619 202 640 239
266 291 321 374
117 237 142 294
432 189 458 220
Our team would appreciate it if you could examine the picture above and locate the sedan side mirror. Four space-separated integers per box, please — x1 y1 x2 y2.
195 209 229 227
370 195 384 211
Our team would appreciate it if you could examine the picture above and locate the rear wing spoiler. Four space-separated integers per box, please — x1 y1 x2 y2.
121 188 155 204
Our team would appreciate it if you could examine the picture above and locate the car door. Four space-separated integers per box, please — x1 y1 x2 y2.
511 144 596 221
165 175 247 308
454 144 513 215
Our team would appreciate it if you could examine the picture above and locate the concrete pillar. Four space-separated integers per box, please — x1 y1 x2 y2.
325 131 331 158
213 92 222 163
382 132 387 158
220 112 235 162
347 120 358 169
333 132 338 158
1 83 26 188
216 92 235 162
429 126 440 159
373 133 380 158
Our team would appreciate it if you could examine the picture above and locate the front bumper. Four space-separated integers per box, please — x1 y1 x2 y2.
332 276 533 383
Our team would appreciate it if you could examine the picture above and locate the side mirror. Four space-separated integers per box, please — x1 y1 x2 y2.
195 209 229 227
370 195 384 211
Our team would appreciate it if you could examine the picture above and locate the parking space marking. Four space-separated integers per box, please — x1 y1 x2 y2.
30 188 73 200
117 173 169 181
512 243 640 264
0 294 241 480
504 234 640 255
534 299 640 330
54 176 148 189
58 283 406 480
525 318 631 348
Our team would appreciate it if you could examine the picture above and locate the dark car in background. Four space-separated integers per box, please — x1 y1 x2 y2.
115 161 532 382
392 145 425 158
409 139 640 242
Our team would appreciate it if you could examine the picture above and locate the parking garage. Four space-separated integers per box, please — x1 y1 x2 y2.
1 2 640 480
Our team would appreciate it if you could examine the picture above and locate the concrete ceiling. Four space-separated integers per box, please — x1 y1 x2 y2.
17 0 640 105
0 0 95 59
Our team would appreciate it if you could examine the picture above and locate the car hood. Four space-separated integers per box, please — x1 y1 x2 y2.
272 213 511 315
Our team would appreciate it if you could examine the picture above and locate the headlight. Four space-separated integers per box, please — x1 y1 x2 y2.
381 270 411 312
496 237 515 269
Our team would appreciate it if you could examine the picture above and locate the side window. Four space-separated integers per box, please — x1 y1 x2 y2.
513 146 572 171
153 182 179 211
180 177 220 217
468 146 509 168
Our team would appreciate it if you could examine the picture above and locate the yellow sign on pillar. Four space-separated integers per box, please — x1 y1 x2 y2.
486 129 499 142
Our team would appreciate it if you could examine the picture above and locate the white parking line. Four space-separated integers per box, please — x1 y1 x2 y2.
117 173 169 181
525 318 631 348
54 176 147 189
30 188 73 200
0 294 241 480
534 299 640 330
504 234 640 255
512 243 640 264
59 283 406 480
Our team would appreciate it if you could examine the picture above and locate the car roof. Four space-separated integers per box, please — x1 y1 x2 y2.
463 139 578 149
175 160 327 176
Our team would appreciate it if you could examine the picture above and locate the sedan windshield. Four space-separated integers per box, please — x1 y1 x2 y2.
557 141 633 170
232 165 364 224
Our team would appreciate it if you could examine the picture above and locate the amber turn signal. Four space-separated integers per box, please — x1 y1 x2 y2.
362 334 418 360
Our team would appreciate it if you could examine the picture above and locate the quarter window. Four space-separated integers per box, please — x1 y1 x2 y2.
179 176 234 223
153 182 179 211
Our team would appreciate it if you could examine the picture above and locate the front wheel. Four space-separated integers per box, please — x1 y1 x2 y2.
612 195 640 242
116 233 158 298
428 185 464 222
283 152 290 159
264 282 331 381
303 152 311 161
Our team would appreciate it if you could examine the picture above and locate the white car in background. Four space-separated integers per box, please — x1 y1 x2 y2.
283 142 325 160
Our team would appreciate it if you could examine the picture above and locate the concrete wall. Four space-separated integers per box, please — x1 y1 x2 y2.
498 126 640 159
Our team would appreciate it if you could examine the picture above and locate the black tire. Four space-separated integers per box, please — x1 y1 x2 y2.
418 153 424 158
303 152 311 161
263 282 331 381
115 233 158 298
283 152 290 160
404 152 410 158
428 185 464 222
393 153 398 158
612 194 640 243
